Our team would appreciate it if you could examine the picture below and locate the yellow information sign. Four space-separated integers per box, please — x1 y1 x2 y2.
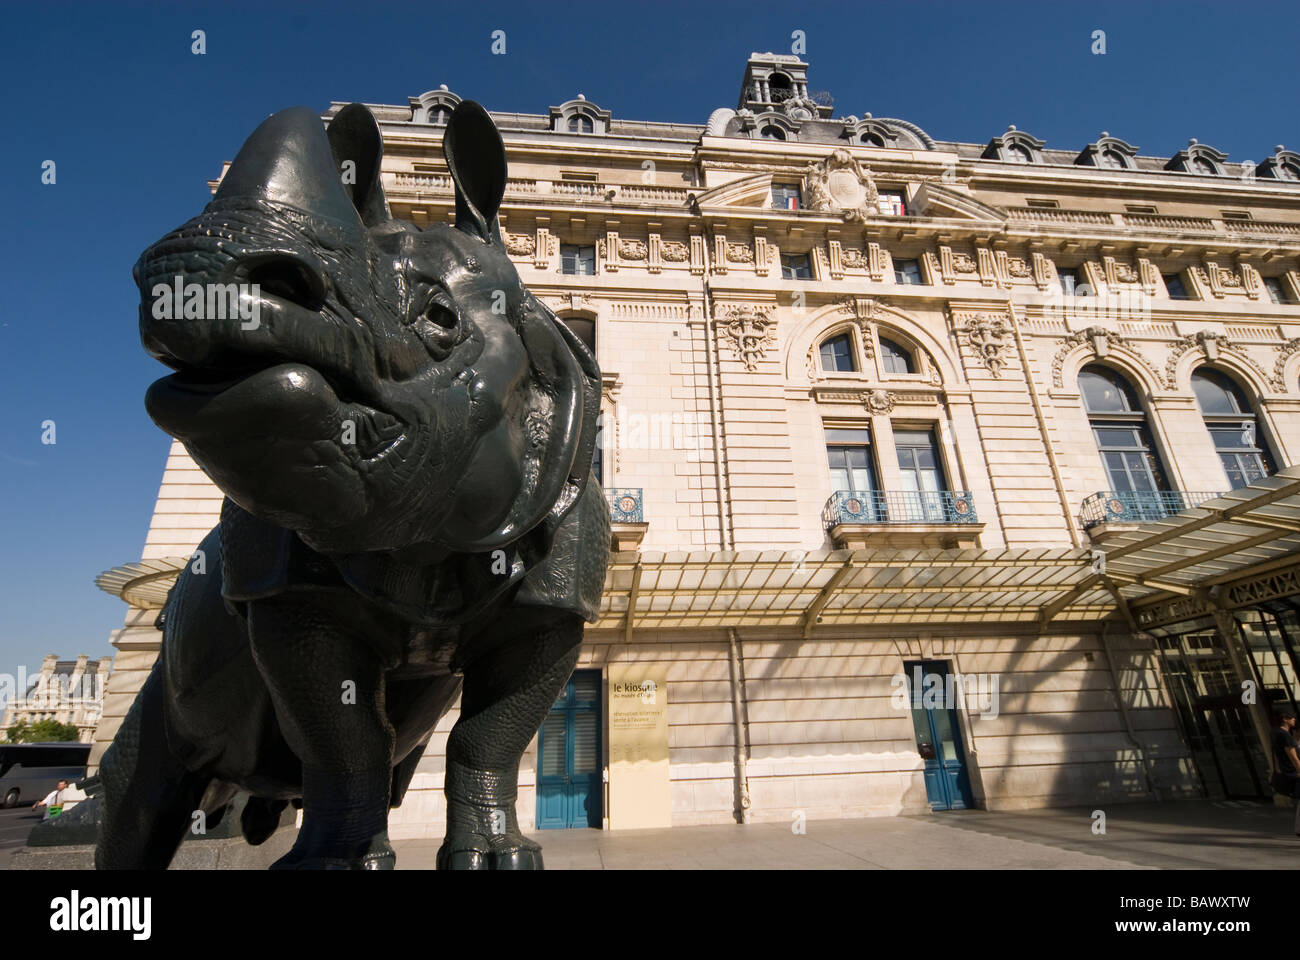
607 664 671 829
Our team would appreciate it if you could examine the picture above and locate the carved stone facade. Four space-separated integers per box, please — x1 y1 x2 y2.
92 52 1300 837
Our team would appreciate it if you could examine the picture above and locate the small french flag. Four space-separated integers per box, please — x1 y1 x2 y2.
786 197 799 210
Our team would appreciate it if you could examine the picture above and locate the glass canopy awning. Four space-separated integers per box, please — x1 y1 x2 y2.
95 467 1300 636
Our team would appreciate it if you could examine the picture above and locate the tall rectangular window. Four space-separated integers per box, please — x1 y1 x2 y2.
894 258 923 285
561 244 596 276
895 429 950 521
1164 273 1190 300
825 427 878 494
1058 267 1080 296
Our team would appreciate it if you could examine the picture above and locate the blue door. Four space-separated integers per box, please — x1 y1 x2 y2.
536 669 602 829
904 660 976 811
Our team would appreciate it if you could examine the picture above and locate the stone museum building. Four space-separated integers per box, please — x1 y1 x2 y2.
2 654 109 741
92 53 1300 836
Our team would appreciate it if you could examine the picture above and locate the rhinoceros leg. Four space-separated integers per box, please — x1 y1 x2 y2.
95 658 213 869
246 593 400 869
437 607 584 870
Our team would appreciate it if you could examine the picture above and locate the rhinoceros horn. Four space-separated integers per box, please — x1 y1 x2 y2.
214 105 368 243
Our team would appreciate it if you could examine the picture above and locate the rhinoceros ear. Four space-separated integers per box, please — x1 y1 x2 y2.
327 103 390 227
444 100 506 246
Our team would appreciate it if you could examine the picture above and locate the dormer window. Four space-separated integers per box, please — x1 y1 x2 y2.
981 126 1045 164
1099 148 1127 169
761 125 786 140
860 131 887 147
410 85 462 126
1077 133 1139 170
1166 140 1229 176
549 97 611 135
1007 142 1034 163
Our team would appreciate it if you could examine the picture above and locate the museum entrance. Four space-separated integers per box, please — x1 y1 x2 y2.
1152 621 1275 799
536 669 603 829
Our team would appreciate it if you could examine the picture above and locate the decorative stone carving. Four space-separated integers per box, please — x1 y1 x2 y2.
1166 331 1274 391
717 305 777 372
952 253 978 274
835 297 878 357
1194 263 1249 298
1005 257 1032 279
804 149 879 222
726 242 754 263
862 388 896 414
661 240 689 262
781 96 820 122
841 247 868 269
618 239 648 260
1273 338 1300 391
504 232 536 256
546 292 594 312
806 345 822 382
1051 326 1163 389
960 313 1013 377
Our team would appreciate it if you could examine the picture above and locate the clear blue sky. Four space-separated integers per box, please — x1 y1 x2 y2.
0 0 1291 688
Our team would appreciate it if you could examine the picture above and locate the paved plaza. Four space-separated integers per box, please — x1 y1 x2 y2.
395 800 1300 870
3 798 1296 869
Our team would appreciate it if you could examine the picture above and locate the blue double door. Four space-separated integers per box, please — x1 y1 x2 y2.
536 669 603 829
904 660 976 811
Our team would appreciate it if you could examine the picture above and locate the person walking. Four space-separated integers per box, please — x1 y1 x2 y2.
32 779 70 820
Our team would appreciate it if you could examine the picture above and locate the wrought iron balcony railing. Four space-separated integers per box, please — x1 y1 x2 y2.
606 488 644 524
822 490 978 528
1079 490 1224 528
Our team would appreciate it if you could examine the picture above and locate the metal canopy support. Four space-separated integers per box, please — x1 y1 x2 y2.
802 556 858 639
624 561 642 645
1038 572 1101 627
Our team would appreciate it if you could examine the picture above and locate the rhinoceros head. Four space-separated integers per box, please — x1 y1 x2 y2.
137 102 598 557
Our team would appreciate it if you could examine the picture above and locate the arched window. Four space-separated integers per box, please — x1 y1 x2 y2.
760 125 786 140
1080 365 1171 498
560 316 595 354
820 333 855 372
1280 162 1300 181
1191 368 1276 488
567 114 594 134
1191 155 1218 175
1099 148 1127 169
428 105 452 125
1007 142 1034 163
768 73 794 102
879 337 915 375
860 132 886 147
